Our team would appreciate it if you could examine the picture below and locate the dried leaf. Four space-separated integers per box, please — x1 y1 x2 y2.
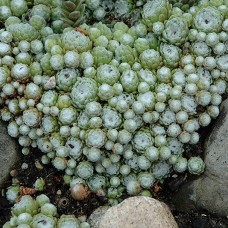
20 186 36 196
75 27 88 35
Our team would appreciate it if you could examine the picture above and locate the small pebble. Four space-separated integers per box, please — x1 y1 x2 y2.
21 163 28 170
78 215 87 222
35 160 43 169
56 189 62 195
10 169 17 177
70 183 91 201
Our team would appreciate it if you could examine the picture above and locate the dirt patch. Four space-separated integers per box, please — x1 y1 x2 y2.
0 149 106 226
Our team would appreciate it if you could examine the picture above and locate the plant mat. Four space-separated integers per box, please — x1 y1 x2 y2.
0 121 228 228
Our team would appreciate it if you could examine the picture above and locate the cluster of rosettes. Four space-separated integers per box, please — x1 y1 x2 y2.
84 0 143 22
85 0 198 24
3 194 90 228
0 0 227 205
0 0 86 36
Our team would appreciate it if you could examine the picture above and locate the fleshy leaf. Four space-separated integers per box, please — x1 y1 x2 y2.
75 2 85 12
61 8 71 17
73 16 85 27
61 17 75 26
63 1 76 12
69 11 81 20
74 0 84 9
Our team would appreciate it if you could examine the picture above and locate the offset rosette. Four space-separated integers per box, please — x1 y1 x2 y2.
142 0 172 29
60 0 85 28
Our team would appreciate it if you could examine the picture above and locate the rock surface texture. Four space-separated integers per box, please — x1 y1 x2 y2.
172 99 228 217
87 206 110 228
0 121 19 188
89 196 178 228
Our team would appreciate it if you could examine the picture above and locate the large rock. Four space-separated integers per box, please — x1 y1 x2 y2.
0 121 19 188
87 206 110 228
172 99 228 216
89 196 178 228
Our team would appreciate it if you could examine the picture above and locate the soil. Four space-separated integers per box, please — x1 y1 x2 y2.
0 117 228 227
0 149 107 226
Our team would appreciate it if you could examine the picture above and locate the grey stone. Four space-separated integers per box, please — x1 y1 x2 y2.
97 197 178 228
88 206 110 228
0 121 19 188
172 99 228 216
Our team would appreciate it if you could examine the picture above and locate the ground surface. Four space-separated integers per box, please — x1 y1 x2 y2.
0 121 228 228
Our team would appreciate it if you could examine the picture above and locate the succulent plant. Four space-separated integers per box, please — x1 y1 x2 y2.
60 0 86 28
142 0 172 29
170 0 199 11
0 0 227 216
3 193 88 227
